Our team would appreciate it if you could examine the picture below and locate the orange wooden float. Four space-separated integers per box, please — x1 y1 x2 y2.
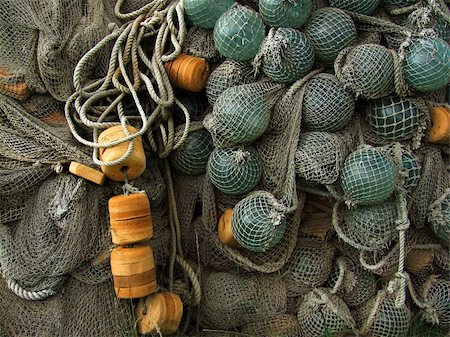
427 106 450 144
218 208 240 248
164 53 210 92
69 162 106 186
0 68 30 100
405 248 434 274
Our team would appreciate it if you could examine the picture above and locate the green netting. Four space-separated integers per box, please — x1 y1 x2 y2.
256 28 314 83
335 44 395 99
183 27 222 62
241 314 300 337
258 0 312 28
184 0 234 29
384 145 421 192
404 8 450 44
305 7 357 64
231 192 287 252
213 4 265 61
302 73 355 132
404 37 450 93
169 128 214 175
296 288 355 337
173 91 209 126
207 145 262 195
366 96 420 141
330 0 380 14
206 60 254 105
422 277 450 327
383 0 418 11
340 146 398 204
429 191 450 246
203 81 284 148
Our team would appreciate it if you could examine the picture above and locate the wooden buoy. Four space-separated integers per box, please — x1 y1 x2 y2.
69 162 106 185
164 54 210 92
299 214 333 240
0 68 30 100
137 292 183 335
405 248 434 274
218 209 240 248
110 245 157 299
427 106 450 144
109 193 153 245
98 125 146 181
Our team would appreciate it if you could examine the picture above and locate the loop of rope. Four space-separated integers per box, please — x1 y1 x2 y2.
331 256 346 294
175 255 201 306
7 278 56 301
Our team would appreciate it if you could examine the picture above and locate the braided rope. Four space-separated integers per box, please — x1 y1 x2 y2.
7 278 56 301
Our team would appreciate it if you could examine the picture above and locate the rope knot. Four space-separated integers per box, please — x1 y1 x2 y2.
122 183 144 196
233 147 250 165
53 162 64 174
395 218 410 231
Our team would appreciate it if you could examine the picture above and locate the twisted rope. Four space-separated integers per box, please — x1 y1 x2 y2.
7 278 56 301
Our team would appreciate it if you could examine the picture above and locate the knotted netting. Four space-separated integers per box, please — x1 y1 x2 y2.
404 7 450 44
428 189 450 246
330 0 380 15
240 314 300 337
420 276 450 327
384 144 421 193
183 27 222 62
184 0 234 29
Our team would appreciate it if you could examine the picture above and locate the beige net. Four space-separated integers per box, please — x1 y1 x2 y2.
241 314 300 337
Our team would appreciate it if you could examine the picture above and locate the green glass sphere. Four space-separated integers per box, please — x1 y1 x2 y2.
184 0 235 29
169 129 214 175
232 194 287 252
259 0 312 28
260 28 314 83
330 0 380 15
399 148 420 192
340 147 398 204
302 73 355 131
208 145 262 195
404 37 450 92
305 8 357 63
383 0 417 10
434 194 449 246
367 96 419 140
214 4 265 61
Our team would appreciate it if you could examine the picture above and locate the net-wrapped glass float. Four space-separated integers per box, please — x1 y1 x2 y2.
384 145 421 192
184 0 234 29
259 0 312 28
330 0 381 15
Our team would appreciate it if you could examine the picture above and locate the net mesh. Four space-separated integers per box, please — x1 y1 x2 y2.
241 314 300 337
183 27 222 63
330 0 380 14
428 189 450 246
404 7 450 44
422 276 450 327
184 0 234 29
384 144 421 193
259 0 312 29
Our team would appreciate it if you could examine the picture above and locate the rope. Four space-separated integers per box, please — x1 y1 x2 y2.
175 255 201 305
331 257 346 294
7 278 56 301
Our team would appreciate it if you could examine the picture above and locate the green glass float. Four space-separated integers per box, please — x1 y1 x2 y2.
433 193 449 246
345 201 398 251
184 0 235 29
383 0 418 11
404 37 450 92
213 4 265 61
259 0 312 28
305 8 357 64
173 91 209 126
330 0 380 15
398 148 420 192
231 193 286 252
259 28 314 83
340 147 398 204
404 9 450 44
367 96 419 140
302 73 355 132
169 129 214 175
207 145 262 195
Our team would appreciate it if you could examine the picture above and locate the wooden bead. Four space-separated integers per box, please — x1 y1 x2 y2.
405 248 434 274
0 68 30 100
427 106 450 144
164 54 210 92
218 209 240 248
98 125 146 181
137 292 183 335
109 193 153 245
69 162 106 185
111 245 157 299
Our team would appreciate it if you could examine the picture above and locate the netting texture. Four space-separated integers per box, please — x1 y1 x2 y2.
213 4 266 61
259 0 312 28
183 27 222 62
305 7 357 63
384 145 421 192
335 44 395 99
184 0 234 29
330 0 380 14
206 60 254 105
404 8 450 44
340 146 398 205
383 0 418 11
422 277 450 327
297 288 355 337
428 190 450 246
301 73 355 132
256 28 315 83
231 192 287 252
207 145 262 195
241 314 300 337
295 131 350 184
204 81 284 148
404 37 450 93
283 239 336 296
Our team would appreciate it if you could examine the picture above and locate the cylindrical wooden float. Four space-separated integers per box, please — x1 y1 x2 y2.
98 125 146 181
218 208 240 248
405 248 434 274
164 54 210 92
110 245 157 299
427 106 450 144
69 162 106 186
137 292 183 335
0 68 30 100
109 193 153 245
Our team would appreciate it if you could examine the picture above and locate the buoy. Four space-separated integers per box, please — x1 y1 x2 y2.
164 53 210 92
218 209 240 248
0 68 30 100
69 162 106 186
427 106 450 144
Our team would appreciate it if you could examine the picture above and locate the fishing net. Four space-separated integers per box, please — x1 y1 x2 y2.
327 256 377 308
428 189 450 246
330 0 380 14
420 276 450 327
184 0 234 29
404 7 450 43
302 73 355 132
213 4 266 61
207 145 262 195
204 81 284 148
283 238 336 296
384 144 421 193
241 314 300 337
335 44 395 99
383 0 419 12
254 28 315 83
183 27 222 63
173 91 210 126
354 291 411 337
259 0 312 29
305 7 357 64
295 131 351 185
198 271 286 330
296 288 355 337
